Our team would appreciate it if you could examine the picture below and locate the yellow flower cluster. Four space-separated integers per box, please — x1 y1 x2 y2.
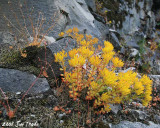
140 75 153 106
78 46 94 58
103 41 114 53
55 27 153 114
58 32 65 37
89 55 101 67
101 68 117 86
54 50 67 64
102 41 115 65
69 55 86 67
112 57 124 68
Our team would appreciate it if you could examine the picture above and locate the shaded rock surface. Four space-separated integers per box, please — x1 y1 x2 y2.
0 68 50 94
118 0 155 41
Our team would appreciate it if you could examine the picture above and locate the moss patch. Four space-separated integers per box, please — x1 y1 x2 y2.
0 46 43 76
96 0 127 29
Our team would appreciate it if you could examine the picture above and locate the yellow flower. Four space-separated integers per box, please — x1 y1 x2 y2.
117 71 138 96
72 27 79 33
92 38 99 44
69 48 78 58
102 41 114 53
58 32 65 37
54 50 67 63
65 72 72 82
78 46 94 58
104 104 111 112
114 97 121 103
75 34 84 42
140 75 152 106
142 95 152 106
66 29 72 34
80 39 88 46
86 34 92 40
101 68 117 86
102 51 115 64
101 93 110 101
112 57 124 68
134 81 144 95
69 55 85 67
120 87 131 96
89 55 101 67
90 81 99 90
140 75 152 86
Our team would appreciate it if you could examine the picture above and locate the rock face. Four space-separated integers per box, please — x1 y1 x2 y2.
51 0 108 39
149 75 160 92
0 0 108 43
117 0 155 42
0 68 50 94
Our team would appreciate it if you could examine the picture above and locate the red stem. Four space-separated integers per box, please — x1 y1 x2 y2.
0 88 10 112
14 66 43 113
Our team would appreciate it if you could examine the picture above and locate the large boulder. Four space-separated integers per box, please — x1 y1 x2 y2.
0 68 50 94
47 0 108 39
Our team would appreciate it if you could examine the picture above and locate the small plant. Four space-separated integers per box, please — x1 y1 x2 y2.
55 27 153 117
0 1 60 119
137 38 146 55
150 41 158 51
3 1 60 58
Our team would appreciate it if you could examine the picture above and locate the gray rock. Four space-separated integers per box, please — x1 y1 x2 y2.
122 67 136 73
60 120 64 124
0 32 16 45
58 113 66 119
149 75 160 81
109 32 121 50
154 115 160 124
131 102 143 108
52 0 103 38
84 0 96 12
149 75 160 93
126 40 140 49
110 104 122 114
147 11 152 18
0 68 50 94
92 12 106 24
120 47 126 55
44 36 56 45
130 48 139 57
112 121 160 128
0 0 108 42
117 0 155 43
131 110 148 120
94 20 109 39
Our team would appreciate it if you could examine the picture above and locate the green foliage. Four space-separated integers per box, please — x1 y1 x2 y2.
0 46 42 75
137 38 146 55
